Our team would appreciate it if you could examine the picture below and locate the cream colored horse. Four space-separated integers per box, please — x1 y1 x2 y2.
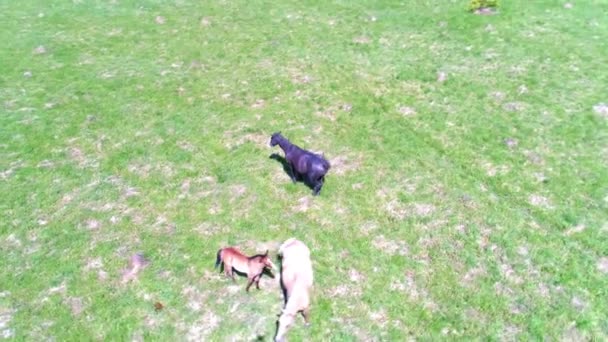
275 238 314 342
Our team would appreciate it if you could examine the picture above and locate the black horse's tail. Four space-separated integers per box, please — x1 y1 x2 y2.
214 249 222 268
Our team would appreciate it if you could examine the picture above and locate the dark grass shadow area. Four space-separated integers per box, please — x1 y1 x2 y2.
217 263 276 280
269 153 315 191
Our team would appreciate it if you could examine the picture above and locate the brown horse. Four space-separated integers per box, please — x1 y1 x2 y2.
215 247 277 292
274 238 314 342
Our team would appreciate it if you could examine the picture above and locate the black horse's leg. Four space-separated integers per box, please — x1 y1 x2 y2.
312 175 324 196
287 163 297 183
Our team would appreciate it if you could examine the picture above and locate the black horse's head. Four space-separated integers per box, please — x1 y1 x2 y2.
270 132 283 147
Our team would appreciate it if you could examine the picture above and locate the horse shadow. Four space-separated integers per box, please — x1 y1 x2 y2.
277 258 289 305
218 264 276 280
268 153 314 191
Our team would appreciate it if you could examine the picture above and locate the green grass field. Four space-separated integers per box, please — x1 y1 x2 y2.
1 0 607 340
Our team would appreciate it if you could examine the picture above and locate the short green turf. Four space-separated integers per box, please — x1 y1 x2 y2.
1 0 607 340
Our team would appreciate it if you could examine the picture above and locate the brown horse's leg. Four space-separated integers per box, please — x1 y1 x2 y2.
246 276 255 292
226 267 236 282
255 274 262 289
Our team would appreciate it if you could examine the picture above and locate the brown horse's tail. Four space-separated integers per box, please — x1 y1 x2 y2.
214 249 223 269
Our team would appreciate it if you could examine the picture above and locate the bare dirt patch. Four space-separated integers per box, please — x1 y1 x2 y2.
481 162 510 177
123 186 139 198
0 309 15 339
228 184 247 201
251 99 265 109
47 281 68 296
84 219 101 231
504 137 518 149
315 102 352 121
290 71 313 85
372 235 408 256
390 271 437 311
293 196 315 212
182 285 207 312
437 71 448 83
532 172 548 183
385 200 435 220
68 146 90 168
353 36 371 44
513 83 527 95
348 268 365 283
461 265 487 287
151 215 176 235
597 257 608 274
359 221 378 236
327 284 362 298
570 295 588 312
523 150 544 165
127 161 175 179
536 282 551 298
177 140 196 152
200 269 223 283
37 159 54 168
412 203 436 217
4 234 22 249
223 130 268 150
369 309 389 328
499 324 521 341
499 261 523 285
341 103 353 112
67 139 99 169
329 154 362 175
1 160 25 180
33 45 47 55
593 103 608 118
474 7 498 15
194 222 225 237
564 224 585 236
398 106 416 116
180 311 220 341
121 254 150 284
84 257 104 272
490 91 506 102
242 240 282 254
493 279 515 296
314 108 337 121
503 102 526 112
351 182 364 190
64 297 85 317
528 194 553 209
561 322 586 341
207 202 222 215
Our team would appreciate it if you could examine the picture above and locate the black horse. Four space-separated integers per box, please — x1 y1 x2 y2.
270 132 331 196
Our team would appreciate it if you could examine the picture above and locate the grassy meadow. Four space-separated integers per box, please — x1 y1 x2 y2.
1 0 607 340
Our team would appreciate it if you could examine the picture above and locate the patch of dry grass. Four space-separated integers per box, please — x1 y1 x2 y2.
1 0 607 340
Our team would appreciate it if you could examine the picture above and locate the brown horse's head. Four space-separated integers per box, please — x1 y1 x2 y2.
250 250 277 271
261 250 277 270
